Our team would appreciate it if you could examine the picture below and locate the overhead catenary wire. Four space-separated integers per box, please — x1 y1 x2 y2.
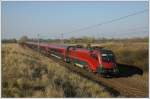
64 9 148 34
36 9 148 39
38 26 148 39
39 26 148 39
107 29 148 38
100 25 148 36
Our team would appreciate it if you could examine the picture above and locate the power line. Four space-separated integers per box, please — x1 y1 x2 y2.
74 26 148 39
37 9 148 39
100 26 147 38
38 25 148 39
114 30 148 38
65 9 148 34
103 26 148 35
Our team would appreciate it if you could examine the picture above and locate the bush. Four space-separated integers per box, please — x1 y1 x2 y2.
103 42 148 71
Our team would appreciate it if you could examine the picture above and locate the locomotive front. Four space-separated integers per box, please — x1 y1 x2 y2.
96 49 119 75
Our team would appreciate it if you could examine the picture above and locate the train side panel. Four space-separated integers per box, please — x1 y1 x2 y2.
68 48 99 72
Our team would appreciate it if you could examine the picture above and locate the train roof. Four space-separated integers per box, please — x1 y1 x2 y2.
47 44 68 49
26 42 68 49
26 42 113 53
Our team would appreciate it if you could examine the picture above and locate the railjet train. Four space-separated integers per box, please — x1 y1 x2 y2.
24 42 119 75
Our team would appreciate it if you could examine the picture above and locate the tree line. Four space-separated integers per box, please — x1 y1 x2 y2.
2 36 148 44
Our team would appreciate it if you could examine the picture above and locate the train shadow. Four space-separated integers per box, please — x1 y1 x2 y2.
111 63 143 78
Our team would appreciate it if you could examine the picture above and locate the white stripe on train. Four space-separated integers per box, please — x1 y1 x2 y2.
50 54 61 59
51 53 84 68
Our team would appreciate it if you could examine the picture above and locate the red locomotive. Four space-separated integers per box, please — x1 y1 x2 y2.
25 42 118 75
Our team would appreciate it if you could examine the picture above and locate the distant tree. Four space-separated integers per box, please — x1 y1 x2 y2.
70 37 76 44
82 36 95 44
18 36 28 46
2 39 17 43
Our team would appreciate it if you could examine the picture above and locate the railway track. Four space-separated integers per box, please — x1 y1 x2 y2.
27 47 148 98
49 56 148 97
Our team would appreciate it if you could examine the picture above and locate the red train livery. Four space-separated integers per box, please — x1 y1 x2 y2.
24 42 118 75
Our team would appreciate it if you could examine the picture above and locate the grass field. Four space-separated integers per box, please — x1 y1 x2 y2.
2 40 148 97
2 44 111 97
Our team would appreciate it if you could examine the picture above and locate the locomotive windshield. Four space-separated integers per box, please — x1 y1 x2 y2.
101 53 115 62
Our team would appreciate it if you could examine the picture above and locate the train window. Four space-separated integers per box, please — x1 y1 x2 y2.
90 54 98 60
102 53 114 62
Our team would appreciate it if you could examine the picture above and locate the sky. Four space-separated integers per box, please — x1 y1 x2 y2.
1 1 149 39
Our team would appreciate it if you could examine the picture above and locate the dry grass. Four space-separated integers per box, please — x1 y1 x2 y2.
2 43 111 97
100 42 148 71
2 40 148 97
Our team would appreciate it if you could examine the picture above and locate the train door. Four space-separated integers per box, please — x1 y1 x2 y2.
65 46 75 63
